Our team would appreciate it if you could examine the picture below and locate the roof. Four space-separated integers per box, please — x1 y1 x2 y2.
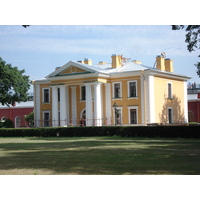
0 101 34 109
33 59 190 83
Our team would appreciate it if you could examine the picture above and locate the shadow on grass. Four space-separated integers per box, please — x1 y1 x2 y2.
0 137 200 175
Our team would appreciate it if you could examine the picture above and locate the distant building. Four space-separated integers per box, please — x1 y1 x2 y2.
188 85 200 122
32 54 190 127
0 94 34 128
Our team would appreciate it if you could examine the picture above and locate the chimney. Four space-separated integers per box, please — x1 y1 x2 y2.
156 55 165 71
133 60 142 64
55 67 61 70
77 60 84 64
165 58 174 72
84 58 92 65
98 61 107 65
111 54 122 68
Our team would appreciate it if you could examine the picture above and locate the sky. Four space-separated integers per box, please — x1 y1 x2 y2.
0 25 199 93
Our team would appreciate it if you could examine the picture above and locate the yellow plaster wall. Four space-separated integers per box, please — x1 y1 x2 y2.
109 76 142 124
154 76 185 123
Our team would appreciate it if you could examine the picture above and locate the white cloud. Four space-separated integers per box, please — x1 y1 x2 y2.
0 25 195 59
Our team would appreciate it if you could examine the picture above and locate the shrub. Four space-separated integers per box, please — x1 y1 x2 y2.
0 126 200 138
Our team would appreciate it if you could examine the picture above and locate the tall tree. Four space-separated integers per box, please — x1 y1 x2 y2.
0 57 30 106
172 25 200 76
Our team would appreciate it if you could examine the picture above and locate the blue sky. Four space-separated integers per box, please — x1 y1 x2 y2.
0 25 199 92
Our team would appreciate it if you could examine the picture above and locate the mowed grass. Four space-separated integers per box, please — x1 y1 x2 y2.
0 136 200 175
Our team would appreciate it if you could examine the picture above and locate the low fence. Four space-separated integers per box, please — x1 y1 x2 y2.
35 117 122 127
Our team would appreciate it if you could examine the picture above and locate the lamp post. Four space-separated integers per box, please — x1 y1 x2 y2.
112 102 118 126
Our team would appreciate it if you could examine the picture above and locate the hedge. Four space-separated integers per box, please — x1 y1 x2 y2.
0 126 200 138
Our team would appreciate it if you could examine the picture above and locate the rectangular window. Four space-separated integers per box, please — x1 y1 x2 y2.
129 81 137 97
43 112 50 127
115 108 122 125
168 83 172 99
43 89 49 103
168 108 173 124
81 86 86 100
114 83 121 98
130 109 137 124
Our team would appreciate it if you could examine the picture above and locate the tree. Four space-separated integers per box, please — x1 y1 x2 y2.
172 25 200 76
24 112 34 126
0 57 30 106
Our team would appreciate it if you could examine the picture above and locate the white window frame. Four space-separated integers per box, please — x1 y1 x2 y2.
80 85 86 101
167 82 173 99
42 110 50 127
112 82 122 100
42 88 50 103
127 80 138 99
112 106 123 125
168 107 173 124
128 106 138 125
15 116 21 128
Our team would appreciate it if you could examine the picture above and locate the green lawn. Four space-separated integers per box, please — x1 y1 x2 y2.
0 136 200 175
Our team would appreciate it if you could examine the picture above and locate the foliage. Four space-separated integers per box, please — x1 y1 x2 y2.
0 126 200 138
0 118 14 128
24 112 34 125
172 25 200 76
0 57 30 106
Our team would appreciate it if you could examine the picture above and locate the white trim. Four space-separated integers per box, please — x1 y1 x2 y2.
112 82 122 99
105 83 112 125
80 85 86 101
127 80 138 99
15 116 20 128
140 73 145 125
34 85 40 127
148 75 155 123
112 106 123 125
167 82 173 99
42 88 50 103
168 107 173 123
42 110 50 127
127 106 138 125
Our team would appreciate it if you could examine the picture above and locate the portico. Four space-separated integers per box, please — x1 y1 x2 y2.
51 82 105 127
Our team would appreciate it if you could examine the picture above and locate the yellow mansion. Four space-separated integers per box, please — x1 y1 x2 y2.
33 54 190 127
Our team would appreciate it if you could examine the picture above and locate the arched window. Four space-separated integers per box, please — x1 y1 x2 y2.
188 111 194 122
15 116 21 128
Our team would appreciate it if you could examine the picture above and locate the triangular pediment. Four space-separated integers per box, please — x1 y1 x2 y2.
46 61 97 78
59 65 87 75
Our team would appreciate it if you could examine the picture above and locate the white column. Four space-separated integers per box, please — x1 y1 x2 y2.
51 86 59 127
184 81 188 123
59 85 68 126
148 75 155 123
94 83 102 126
71 86 77 126
105 83 112 125
85 84 93 126
34 84 40 127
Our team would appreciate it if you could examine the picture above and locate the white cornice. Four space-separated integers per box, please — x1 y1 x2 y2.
47 72 110 81
145 69 190 81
